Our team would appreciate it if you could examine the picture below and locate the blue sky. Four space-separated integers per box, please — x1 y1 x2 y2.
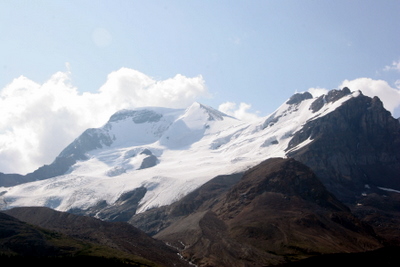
1 0 400 173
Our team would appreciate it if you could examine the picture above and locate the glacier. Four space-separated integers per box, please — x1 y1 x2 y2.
0 90 360 214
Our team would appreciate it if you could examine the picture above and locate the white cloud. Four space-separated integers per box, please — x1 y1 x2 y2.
340 78 400 116
383 59 400 72
395 79 400 89
218 102 260 122
0 68 209 174
307 87 329 97
98 68 209 109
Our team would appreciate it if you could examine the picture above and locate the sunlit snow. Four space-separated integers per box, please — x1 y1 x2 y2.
0 92 362 213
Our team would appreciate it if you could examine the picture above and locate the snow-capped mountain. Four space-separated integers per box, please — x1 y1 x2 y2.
0 88 399 217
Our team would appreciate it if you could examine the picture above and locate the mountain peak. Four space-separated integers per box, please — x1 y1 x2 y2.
185 102 232 121
107 107 170 124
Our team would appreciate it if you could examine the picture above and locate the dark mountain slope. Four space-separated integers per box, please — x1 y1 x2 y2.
213 158 381 256
276 246 400 266
351 191 400 246
0 212 155 266
0 172 26 188
285 89 400 247
287 90 400 203
0 212 62 257
131 158 383 266
129 172 244 235
4 207 191 267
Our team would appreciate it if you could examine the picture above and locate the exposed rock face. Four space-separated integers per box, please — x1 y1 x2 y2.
287 90 400 203
108 109 163 124
138 149 159 169
0 173 27 187
0 155 78 187
286 91 313 105
131 158 383 266
310 87 352 113
69 187 147 222
59 128 113 160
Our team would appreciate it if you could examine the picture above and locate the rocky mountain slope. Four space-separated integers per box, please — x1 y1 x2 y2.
287 88 400 203
2 207 191 266
130 158 384 266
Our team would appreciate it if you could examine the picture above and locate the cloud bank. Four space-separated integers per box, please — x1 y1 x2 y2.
0 68 209 174
218 102 260 122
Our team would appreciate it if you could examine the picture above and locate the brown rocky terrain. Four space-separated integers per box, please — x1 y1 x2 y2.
0 211 155 266
3 207 191 267
131 158 386 266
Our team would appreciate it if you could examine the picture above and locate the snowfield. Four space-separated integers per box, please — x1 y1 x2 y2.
0 91 360 213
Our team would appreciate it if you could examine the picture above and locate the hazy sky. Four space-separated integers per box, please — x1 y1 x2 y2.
1 0 400 174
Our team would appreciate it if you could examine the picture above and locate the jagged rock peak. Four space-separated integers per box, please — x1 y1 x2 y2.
286 87 353 106
310 87 353 113
286 91 313 105
325 87 352 102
